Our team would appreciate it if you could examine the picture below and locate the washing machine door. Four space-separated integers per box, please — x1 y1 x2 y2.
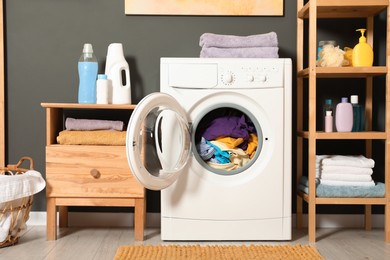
126 92 191 190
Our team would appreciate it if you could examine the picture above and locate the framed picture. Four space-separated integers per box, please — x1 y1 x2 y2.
125 0 284 16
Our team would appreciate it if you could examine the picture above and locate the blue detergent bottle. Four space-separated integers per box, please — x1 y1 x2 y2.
78 43 98 103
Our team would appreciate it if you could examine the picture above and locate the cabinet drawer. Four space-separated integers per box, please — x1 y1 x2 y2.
46 145 144 198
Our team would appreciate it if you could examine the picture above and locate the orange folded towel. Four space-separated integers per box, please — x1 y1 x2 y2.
57 130 126 145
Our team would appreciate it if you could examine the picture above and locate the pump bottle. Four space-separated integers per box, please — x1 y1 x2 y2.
352 29 374 67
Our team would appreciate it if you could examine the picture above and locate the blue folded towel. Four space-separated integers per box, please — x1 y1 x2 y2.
299 176 385 198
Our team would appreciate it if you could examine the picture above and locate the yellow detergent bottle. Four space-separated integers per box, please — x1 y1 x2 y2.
352 29 373 67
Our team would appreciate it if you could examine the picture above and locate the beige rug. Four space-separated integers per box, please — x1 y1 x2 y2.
114 244 324 260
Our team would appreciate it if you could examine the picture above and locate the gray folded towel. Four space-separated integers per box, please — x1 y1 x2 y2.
65 118 124 131
200 47 279 58
199 32 278 48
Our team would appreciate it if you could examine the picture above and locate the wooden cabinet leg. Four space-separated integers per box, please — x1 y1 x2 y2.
385 203 390 242
59 206 68 228
46 197 57 240
134 198 145 241
364 205 372 231
308 202 316 243
297 196 303 229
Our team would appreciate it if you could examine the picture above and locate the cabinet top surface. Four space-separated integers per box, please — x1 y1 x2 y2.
298 0 388 19
41 103 137 110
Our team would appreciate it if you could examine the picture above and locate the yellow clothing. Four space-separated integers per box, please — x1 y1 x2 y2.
215 136 244 149
245 133 258 158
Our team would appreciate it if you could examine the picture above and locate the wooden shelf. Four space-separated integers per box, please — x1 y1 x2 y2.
298 0 388 19
297 131 387 139
298 191 387 205
296 0 390 243
41 102 137 110
297 66 388 78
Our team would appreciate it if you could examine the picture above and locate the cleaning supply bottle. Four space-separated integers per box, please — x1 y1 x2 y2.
352 29 374 67
78 43 98 104
351 95 364 132
105 43 131 104
325 110 333 133
96 74 110 104
322 99 335 132
335 97 353 132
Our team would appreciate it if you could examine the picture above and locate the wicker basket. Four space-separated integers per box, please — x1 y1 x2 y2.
0 157 35 248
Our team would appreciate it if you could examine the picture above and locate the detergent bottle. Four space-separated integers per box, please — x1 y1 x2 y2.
105 43 131 104
352 29 374 67
78 43 98 104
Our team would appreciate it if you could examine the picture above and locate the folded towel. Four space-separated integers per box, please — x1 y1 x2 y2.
299 176 385 198
320 165 373 175
65 118 124 131
199 32 278 48
318 155 375 168
320 173 373 182
320 179 375 187
200 47 279 58
57 130 126 145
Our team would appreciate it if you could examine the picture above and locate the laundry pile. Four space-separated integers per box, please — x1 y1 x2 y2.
316 155 376 187
57 118 126 145
199 32 279 58
196 114 258 171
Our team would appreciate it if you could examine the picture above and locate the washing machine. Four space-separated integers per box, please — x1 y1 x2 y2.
126 58 292 240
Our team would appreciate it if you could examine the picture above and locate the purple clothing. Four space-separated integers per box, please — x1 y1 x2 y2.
202 115 255 149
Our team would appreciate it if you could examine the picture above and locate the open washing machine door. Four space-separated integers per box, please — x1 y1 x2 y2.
126 92 191 190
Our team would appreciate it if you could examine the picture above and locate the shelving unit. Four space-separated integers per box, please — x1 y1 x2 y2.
41 103 145 241
296 0 390 242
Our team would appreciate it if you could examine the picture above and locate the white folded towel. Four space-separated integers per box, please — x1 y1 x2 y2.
320 179 375 187
321 165 373 175
318 155 375 168
320 173 373 182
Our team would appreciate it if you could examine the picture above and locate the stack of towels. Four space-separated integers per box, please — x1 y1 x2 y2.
56 118 126 145
199 32 279 58
316 155 375 187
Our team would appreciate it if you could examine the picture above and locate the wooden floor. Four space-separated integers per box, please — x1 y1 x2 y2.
1 226 390 259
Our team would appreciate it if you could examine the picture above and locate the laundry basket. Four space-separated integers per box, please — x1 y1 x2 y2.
0 157 45 248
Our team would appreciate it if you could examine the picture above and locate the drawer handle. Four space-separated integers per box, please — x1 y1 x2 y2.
90 169 101 179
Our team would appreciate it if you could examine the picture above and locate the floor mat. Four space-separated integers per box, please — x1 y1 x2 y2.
114 244 324 260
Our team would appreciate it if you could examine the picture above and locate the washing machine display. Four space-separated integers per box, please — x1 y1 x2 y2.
126 58 292 241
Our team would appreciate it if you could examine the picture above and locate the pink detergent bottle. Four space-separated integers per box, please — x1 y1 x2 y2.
335 97 353 132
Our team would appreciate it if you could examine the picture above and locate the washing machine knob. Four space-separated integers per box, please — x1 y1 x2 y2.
247 75 255 82
259 75 267 82
222 72 234 84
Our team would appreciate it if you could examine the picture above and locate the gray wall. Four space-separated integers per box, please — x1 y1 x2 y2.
5 0 297 212
6 1 386 214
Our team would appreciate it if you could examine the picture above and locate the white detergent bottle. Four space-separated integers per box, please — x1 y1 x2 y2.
335 97 353 132
105 43 131 104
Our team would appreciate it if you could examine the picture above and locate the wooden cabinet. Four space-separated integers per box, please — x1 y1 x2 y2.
296 0 390 242
41 103 145 241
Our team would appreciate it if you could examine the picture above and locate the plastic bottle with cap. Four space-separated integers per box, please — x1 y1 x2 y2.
351 95 364 132
96 74 111 104
322 98 335 132
352 29 374 67
324 110 333 133
335 97 353 132
78 43 98 104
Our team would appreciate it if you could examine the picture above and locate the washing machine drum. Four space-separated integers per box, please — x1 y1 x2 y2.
126 92 261 190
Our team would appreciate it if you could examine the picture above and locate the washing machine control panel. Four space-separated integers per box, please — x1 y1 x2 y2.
219 62 284 88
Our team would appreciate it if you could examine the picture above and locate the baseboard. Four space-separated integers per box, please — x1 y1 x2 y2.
27 212 385 229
